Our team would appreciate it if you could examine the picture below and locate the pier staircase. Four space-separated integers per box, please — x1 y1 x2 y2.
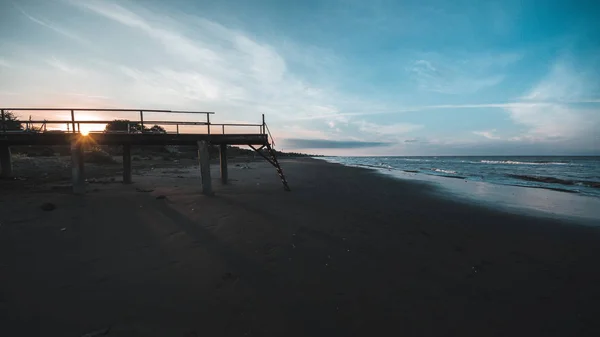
249 123 290 191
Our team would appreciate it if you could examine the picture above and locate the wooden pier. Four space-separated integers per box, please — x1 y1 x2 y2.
0 108 290 194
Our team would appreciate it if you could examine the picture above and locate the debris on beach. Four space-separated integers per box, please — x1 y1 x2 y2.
80 327 111 337
156 195 167 200
60 227 67 231
40 202 56 211
135 187 154 193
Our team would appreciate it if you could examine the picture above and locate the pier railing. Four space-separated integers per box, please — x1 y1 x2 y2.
0 108 267 136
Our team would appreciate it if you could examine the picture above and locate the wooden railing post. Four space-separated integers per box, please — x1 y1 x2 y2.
207 113 211 135
70 110 76 133
139 111 144 132
1 109 5 134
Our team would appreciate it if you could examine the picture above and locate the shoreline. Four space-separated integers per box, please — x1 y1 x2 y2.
2 157 600 336
316 156 600 198
315 157 600 224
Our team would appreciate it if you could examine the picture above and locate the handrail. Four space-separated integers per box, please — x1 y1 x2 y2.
265 123 276 148
21 120 209 125
1 107 268 136
1 108 215 114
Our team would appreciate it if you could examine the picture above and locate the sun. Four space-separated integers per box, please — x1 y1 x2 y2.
78 121 103 136
79 125 93 136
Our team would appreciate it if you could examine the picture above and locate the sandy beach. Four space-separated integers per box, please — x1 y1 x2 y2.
2 157 600 336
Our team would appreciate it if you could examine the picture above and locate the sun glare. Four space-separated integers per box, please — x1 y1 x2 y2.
69 113 104 136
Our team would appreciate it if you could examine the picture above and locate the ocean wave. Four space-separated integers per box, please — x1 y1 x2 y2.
480 160 570 165
356 163 394 170
432 168 457 174
402 158 430 162
507 174 600 189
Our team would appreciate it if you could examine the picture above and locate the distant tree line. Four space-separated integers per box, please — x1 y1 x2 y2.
1 111 23 131
104 119 166 134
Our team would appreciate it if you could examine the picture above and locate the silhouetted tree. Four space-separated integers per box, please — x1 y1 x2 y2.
1 110 23 131
104 119 144 133
149 125 166 134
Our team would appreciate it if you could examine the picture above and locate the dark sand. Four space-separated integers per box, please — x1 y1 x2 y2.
1 158 600 336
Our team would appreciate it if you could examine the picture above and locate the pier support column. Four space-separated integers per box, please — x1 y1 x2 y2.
71 140 85 195
0 145 12 178
122 144 132 184
197 140 212 195
219 144 228 184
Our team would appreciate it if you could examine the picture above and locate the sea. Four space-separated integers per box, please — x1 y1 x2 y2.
320 156 600 198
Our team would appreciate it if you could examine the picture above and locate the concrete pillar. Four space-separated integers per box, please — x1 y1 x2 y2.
0 145 13 178
197 140 212 195
122 144 132 184
71 140 85 194
219 144 228 184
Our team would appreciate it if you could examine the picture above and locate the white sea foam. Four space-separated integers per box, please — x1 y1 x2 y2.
479 160 569 165
432 168 457 174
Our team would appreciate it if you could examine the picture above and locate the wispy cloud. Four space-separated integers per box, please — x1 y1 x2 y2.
58 0 359 123
69 0 219 63
521 59 599 102
506 57 600 143
473 129 501 140
65 93 110 100
16 5 88 44
357 120 423 137
45 57 87 74
283 138 391 149
0 59 12 68
408 52 521 94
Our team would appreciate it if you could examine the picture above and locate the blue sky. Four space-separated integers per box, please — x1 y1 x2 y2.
0 0 599 155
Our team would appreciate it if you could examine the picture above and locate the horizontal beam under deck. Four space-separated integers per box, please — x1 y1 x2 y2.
0 133 269 146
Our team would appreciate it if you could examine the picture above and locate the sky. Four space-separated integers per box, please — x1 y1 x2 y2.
0 0 599 155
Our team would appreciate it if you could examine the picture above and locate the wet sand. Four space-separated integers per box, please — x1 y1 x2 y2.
1 158 600 336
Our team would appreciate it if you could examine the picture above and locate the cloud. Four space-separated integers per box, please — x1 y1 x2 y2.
357 121 423 137
0 59 12 68
521 59 599 102
70 0 220 63
16 5 88 44
506 57 600 144
408 52 520 94
473 129 501 140
54 0 369 124
45 57 87 74
282 139 391 149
